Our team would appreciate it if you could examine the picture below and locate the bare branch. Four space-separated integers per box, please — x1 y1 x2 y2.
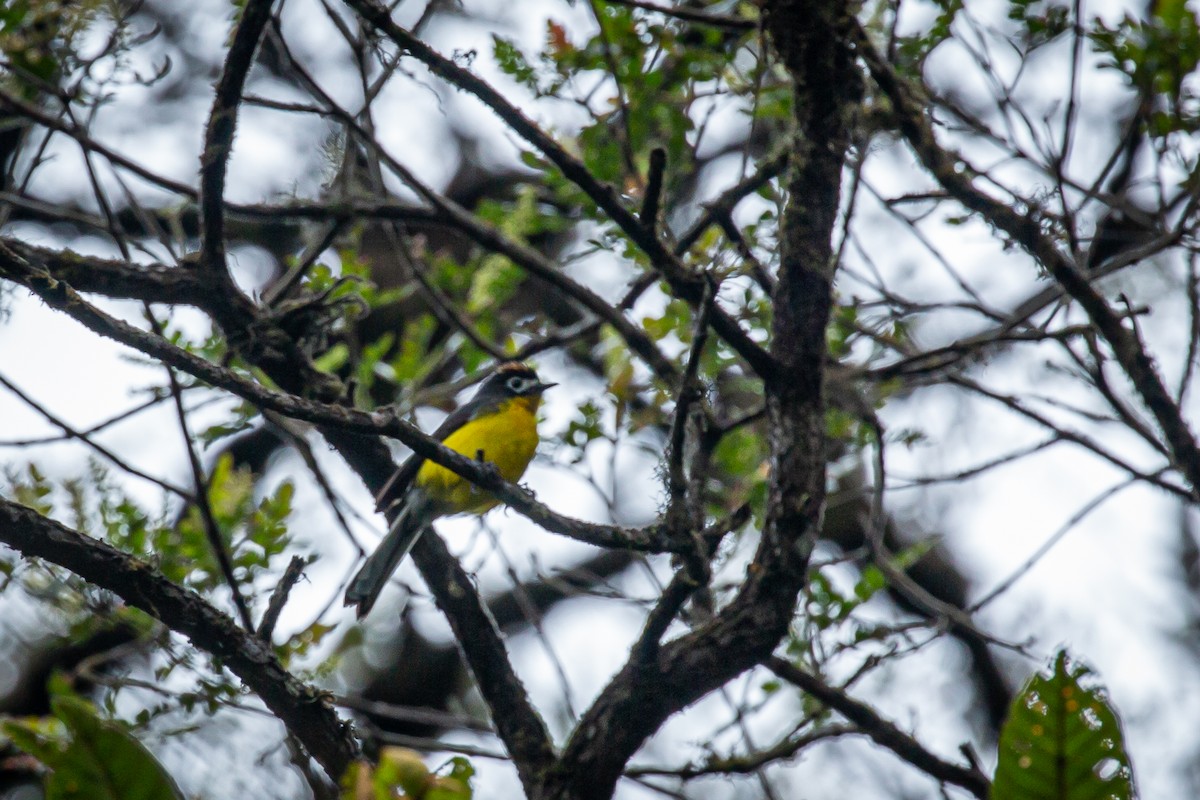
857 24 1200 500
343 0 776 379
0 498 358 781
766 657 990 798
625 725 854 780
641 147 667 228
196 0 275 328
0 371 191 498
598 0 756 31
0 242 696 555
148 306 256 632
258 556 308 642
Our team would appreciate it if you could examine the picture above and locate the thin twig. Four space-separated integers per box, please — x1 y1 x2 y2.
765 657 990 798
0 390 169 446
635 277 717 661
641 147 667 229
334 693 494 733
0 372 191 498
196 0 276 323
258 555 307 642
625 725 852 779
971 474 1146 611
344 0 775 378
599 0 756 30
145 305 256 632
0 243 695 555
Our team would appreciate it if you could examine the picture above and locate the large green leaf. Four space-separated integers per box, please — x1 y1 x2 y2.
992 650 1135 800
3 695 184 800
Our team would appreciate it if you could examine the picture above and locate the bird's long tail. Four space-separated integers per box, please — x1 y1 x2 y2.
344 501 429 618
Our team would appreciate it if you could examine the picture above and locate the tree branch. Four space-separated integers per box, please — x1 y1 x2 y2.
598 0 756 30
1 239 211 306
406 535 553 775
196 0 276 329
674 151 789 255
766 657 990 798
539 1 858 795
343 0 776 379
0 499 357 781
856 25 1200 500
0 241 694 555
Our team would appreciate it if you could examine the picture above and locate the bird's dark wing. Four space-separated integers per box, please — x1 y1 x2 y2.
373 402 480 512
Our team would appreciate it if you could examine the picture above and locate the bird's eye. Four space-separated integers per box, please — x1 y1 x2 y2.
506 375 532 393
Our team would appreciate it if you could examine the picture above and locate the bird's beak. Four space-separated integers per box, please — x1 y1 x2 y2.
534 381 557 393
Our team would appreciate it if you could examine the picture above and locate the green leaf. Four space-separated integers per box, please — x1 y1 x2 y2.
443 755 475 787
314 342 350 374
893 0 963 69
492 35 539 92
5 463 54 515
992 650 1135 800
1089 5 1200 137
341 748 474 800
199 402 259 446
4 695 184 800
467 254 524 314
853 565 887 600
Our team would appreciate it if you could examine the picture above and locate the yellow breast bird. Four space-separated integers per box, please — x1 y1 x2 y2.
345 362 555 618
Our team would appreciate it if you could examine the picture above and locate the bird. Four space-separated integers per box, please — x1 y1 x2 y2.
345 362 555 618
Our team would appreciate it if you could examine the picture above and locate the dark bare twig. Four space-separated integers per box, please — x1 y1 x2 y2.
0 498 358 781
634 276 720 662
372 731 508 760
625 724 853 779
1180 253 1200 405
258 556 307 642
861 415 1019 654
0 372 190 498
766 657 990 798
146 305 256 632
262 220 345 308
196 0 276 329
950 374 1192 500
1076 334 1167 455
0 390 170 447
665 276 714 532
714 210 775 292
888 437 1059 488
0 242 695 555
334 693 494 733
343 0 775 379
599 0 756 30
261 409 373 548
674 150 789 255
641 147 667 229
857 23 1200 500
0 89 196 199
971 474 1147 611
400 238 510 361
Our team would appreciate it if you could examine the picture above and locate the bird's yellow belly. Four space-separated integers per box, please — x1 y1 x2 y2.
415 400 539 513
